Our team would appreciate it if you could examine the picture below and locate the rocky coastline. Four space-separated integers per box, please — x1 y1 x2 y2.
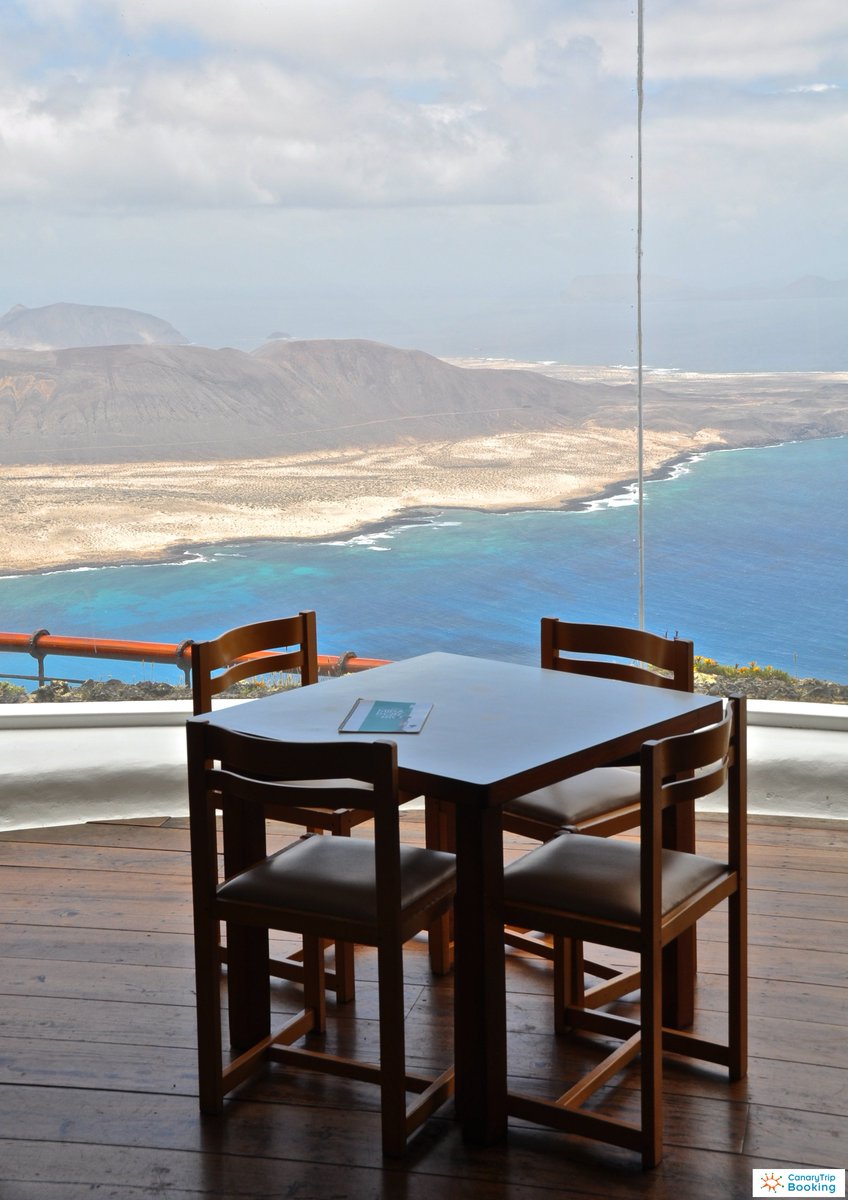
2 665 845 705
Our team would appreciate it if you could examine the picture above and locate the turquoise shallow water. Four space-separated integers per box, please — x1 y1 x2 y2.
0 436 845 686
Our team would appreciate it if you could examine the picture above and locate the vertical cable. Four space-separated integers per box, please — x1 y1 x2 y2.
636 0 646 629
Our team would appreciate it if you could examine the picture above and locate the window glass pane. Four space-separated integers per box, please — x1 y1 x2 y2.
1 2 845 704
641 0 848 695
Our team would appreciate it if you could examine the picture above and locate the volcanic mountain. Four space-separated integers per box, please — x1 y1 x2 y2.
0 338 634 464
0 303 189 351
1 335 845 466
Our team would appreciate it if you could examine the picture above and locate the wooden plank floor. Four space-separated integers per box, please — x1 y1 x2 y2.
0 810 846 1199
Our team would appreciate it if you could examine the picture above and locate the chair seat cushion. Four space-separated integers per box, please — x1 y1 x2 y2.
218 835 455 925
503 833 727 926
503 767 640 827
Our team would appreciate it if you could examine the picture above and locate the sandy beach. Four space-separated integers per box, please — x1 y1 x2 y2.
0 425 717 574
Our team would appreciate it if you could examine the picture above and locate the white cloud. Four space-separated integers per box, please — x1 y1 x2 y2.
1 61 523 208
1 0 846 350
17 0 536 79
551 0 848 84
3 1 842 213
0 5 636 211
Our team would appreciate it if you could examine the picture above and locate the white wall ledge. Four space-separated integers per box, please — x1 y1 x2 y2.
0 699 228 729
1 697 845 731
2 698 845 831
740 699 848 730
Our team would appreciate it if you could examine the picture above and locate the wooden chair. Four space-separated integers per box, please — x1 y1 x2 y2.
501 695 747 1168
191 612 372 1002
187 723 456 1157
503 618 694 841
427 618 695 982
191 611 321 712
503 618 693 1001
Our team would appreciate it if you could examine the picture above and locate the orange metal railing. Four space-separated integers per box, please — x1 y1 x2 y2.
0 629 389 688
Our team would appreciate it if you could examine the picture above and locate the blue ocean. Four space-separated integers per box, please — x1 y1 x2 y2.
0 436 845 687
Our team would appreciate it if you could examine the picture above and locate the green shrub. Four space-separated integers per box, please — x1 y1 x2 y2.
0 680 29 703
694 657 848 702
694 656 793 682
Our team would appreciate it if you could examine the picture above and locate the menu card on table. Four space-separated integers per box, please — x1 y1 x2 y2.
339 698 433 734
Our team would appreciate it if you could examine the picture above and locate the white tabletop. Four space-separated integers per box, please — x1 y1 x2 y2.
192 651 723 805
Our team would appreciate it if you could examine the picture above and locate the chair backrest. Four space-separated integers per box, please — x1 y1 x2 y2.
640 694 747 881
191 612 319 715
540 617 694 691
186 720 401 922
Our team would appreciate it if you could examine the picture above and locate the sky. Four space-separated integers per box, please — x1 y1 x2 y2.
2 0 847 367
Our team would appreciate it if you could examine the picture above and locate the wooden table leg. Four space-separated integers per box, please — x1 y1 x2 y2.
223 799 271 1049
662 798 697 1028
453 802 508 1144
425 796 455 974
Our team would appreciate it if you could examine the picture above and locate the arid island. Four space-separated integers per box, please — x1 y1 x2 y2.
1 340 845 574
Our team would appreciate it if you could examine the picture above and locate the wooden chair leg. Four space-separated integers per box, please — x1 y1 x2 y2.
553 936 584 1034
641 935 664 1170
303 934 327 1034
226 923 272 1051
377 937 408 1157
728 890 747 1081
195 912 225 1114
333 939 356 1004
427 910 453 975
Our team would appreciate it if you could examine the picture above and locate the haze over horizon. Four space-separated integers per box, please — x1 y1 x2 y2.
3 2 846 371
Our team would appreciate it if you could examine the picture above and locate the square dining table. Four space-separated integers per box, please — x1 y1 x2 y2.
190 650 723 1145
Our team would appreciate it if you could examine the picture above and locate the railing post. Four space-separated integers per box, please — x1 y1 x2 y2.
175 639 194 686
28 628 50 687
